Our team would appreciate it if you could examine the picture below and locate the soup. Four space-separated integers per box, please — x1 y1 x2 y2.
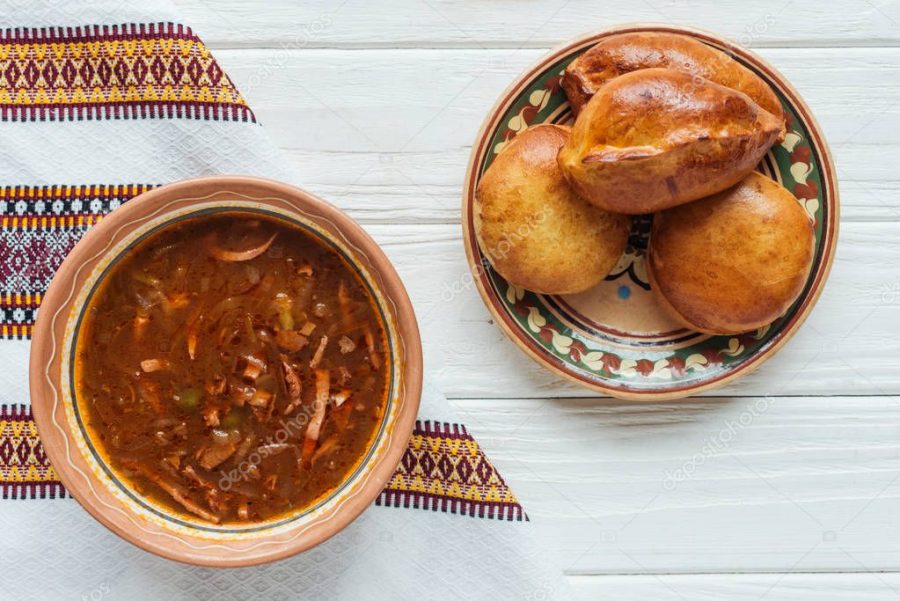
75 212 389 524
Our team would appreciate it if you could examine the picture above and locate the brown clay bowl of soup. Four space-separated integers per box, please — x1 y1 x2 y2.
29 176 422 566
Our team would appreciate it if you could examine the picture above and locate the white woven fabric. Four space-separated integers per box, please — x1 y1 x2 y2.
0 1 571 599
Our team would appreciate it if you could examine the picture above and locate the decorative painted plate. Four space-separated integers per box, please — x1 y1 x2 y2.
461 25 839 400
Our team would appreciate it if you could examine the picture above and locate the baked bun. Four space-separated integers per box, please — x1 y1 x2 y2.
648 172 815 335
557 68 784 214
474 124 631 295
562 32 784 126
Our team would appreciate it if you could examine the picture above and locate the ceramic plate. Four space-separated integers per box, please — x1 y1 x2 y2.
461 25 839 400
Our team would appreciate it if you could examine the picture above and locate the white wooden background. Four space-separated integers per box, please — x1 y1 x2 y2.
174 1 900 598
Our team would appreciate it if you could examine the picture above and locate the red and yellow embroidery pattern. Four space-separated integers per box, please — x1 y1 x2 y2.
0 184 156 339
0 409 523 519
0 22 254 122
0 293 40 340
377 421 525 520
0 405 65 499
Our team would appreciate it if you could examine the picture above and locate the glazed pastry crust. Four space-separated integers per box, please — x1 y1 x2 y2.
557 68 785 214
474 124 631 295
562 31 784 125
648 172 815 335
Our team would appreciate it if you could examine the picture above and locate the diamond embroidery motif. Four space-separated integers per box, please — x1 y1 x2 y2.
0 23 254 122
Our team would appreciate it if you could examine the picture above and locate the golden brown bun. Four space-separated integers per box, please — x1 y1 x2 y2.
648 172 815 335
474 124 631 295
562 31 784 125
557 68 784 215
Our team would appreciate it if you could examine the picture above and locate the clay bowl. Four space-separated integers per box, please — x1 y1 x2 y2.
29 176 422 566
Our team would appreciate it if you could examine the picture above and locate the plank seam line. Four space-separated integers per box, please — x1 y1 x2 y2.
565 569 900 576
207 42 900 51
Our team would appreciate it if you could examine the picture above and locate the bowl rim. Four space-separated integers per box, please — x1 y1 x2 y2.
460 23 840 401
29 175 423 566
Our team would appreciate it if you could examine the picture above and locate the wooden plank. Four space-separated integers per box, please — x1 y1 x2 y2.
175 0 900 48
368 222 900 398
205 47 900 224
455 396 900 573
272 147 899 225
568 573 900 600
